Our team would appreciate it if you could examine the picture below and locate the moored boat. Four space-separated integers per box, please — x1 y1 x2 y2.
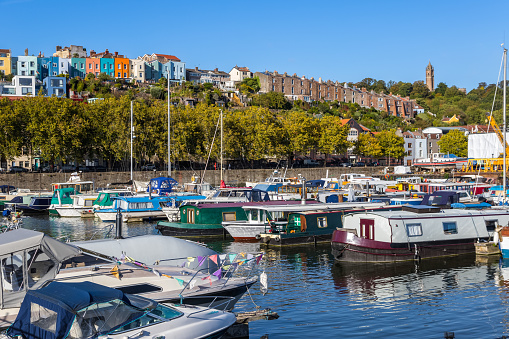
331 208 509 262
5 281 236 339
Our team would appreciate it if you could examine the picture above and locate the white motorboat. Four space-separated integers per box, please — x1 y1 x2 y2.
0 229 259 328
5 281 235 339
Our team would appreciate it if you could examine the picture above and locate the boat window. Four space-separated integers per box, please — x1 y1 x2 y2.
443 222 457 234
128 202 151 209
84 200 94 207
485 220 498 232
248 209 258 222
223 212 236 222
317 217 328 228
406 223 423 237
31 303 58 334
115 284 162 294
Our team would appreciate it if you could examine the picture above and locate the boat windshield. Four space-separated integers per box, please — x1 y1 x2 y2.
68 299 145 338
107 304 182 335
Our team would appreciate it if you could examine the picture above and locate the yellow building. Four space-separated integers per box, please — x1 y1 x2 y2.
0 49 11 76
441 114 459 124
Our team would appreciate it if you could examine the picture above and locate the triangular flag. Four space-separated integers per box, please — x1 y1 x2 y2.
223 265 231 271
219 254 227 261
187 257 195 267
180 261 186 268
110 265 121 280
209 255 218 265
152 269 161 277
197 256 206 267
256 254 263 265
161 274 172 279
212 268 222 279
240 252 246 257
175 278 184 286
189 279 197 290
238 260 245 266
247 254 254 260
229 254 237 263
202 275 210 280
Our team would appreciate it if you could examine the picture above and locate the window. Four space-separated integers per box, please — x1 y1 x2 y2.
406 223 422 236
95 64 99 69
116 283 162 294
118 72 121 77
110 64 113 70
31 303 57 333
485 220 498 232
19 78 33 86
103 64 107 69
408 143 411 148
124 64 127 70
282 86 285 92
53 63 57 67
0 60 3 66
21 87 32 95
21 62 26 67
223 212 236 221
118 64 121 69
50 79 63 87
443 222 457 234
30 62 34 67
123 72 127 78
139 73 142 77
408 150 412 156
73 63 77 68
317 217 328 228
80 63 84 69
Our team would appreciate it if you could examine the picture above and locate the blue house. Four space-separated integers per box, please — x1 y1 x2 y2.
164 60 186 83
70 57 86 78
42 76 67 98
38 56 60 80
146 60 163 82
100 57 114 77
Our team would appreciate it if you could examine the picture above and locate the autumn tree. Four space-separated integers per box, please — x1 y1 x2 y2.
437 129 468 157
317 116 350 166
353 133 383 159
376 130 405 165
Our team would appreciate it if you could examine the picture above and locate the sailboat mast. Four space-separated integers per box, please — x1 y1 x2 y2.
168 70 171 177
130 100 133 182
504 46 507 202
220 109 223 183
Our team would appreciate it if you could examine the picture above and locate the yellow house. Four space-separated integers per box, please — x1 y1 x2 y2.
442 114 459 124
0 49 11 76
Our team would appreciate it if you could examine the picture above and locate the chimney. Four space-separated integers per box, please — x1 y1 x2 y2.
318 77 322 83
274 70 278 75
56 45 62 51
114 51 118 57
214 68 218 72
195 66 199 71
90 50 95 57
284 72 287 76
105 49 109 54
293 73 297 77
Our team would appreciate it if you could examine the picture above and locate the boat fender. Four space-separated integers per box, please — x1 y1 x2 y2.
260 271 268 295
274 236 280 242
255 234 261 240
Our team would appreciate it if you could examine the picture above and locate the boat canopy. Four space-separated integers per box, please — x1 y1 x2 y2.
148 177 178 195
7 281 138 339
0 185 15 193
0 229 80 309
420 190 460 207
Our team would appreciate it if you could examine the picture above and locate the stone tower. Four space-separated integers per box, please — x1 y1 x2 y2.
426 61 434 92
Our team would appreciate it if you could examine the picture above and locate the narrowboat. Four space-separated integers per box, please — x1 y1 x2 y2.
331 208 509 262
223 202 387 242
156 200 310 237
257 204 402 246
95 195 169 222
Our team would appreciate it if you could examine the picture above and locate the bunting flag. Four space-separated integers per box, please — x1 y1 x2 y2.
180 261 186 268
175 278 184 286
240 252 246 258
223 265 231 271
247 254 254 260
152 269 161 277
197 256 206 267
187 257 195 267
256 254 263 265
189 279 197 290
229 254 237 263
209 255 218 265
219 254 227 261
110 265 121 280
212 268 222 279
161 274 172 279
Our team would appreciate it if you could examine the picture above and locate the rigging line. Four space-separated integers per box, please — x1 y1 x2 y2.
477 51 505 182
201 113 221 184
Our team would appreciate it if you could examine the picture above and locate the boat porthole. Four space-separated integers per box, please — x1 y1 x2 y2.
196 210 199 215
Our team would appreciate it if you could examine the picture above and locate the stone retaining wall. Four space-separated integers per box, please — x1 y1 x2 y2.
0 168 497 191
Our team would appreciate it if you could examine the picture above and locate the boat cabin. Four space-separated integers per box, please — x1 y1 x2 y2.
148 177 178 195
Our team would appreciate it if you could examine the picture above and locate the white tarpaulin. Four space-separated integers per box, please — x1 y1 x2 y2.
468 132 509 158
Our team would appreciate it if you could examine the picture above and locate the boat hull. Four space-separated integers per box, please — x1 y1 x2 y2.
223 224 265 241
55 206 94 217
156 222 228 237
259 233 332 246
331 229 484 263
96 210 166 222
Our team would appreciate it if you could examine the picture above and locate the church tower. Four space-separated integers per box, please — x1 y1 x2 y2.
426 61 434 92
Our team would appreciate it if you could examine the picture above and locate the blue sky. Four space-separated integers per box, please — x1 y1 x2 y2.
2 0 509 91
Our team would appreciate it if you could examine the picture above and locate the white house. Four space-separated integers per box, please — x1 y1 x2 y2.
0 75 39 96
130 59 146 83
229 66 253 83
402 131 428 166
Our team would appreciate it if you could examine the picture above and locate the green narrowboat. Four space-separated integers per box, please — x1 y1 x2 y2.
156 202 250 237
258 205 402 246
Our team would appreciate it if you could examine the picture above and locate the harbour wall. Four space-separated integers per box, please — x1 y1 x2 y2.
0 168 499 191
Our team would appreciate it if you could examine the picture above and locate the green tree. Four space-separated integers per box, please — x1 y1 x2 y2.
317 116 350 165
376 130 405 164
354 133 383 159
238 77 261 95
437 129 468 157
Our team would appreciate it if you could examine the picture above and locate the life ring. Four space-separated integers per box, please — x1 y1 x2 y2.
385 174 389 179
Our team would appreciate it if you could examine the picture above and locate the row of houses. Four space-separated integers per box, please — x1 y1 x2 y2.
0 46 424 118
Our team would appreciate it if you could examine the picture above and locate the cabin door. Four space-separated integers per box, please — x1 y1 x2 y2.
187 209 195 224
359 219 374 240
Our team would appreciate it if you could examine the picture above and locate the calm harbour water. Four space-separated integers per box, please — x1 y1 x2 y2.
21 215 509 338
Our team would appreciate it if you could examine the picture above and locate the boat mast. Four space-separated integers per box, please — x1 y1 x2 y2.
220 109 223 184
504 46 507 202
130 100 133 182
167 69 171 177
